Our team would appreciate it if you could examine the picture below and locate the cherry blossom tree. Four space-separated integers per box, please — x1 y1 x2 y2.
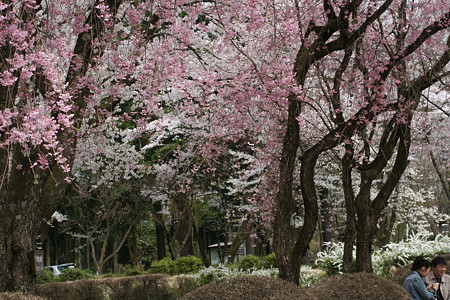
1 0 449 292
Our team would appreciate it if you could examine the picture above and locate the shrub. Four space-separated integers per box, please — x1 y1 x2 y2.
308 272 410 300
180 275 313 300
36 274 171 300
316 234 450 277
149 257 177 275
262 252 277 269
299 265 327 288
237 255 261 271
175 256 203 274
58 268 93 282
193 265 278 286
122 265 143 276
0 292 48 300
36 270 57 284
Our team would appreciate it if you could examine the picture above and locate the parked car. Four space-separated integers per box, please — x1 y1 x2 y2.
44 263 76 276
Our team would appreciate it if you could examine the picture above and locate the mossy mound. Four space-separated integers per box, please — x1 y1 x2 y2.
0 292 48 300
308 272 410 300
180 275 313 300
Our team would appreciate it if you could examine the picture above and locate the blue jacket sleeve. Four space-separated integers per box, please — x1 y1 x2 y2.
412 276 435 299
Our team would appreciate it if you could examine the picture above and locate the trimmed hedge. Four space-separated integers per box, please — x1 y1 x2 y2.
180 275 314 300
308 272 410 300
36 274 197 300
0 292 48 300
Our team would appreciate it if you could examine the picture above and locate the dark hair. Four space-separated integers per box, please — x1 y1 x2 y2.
431 256 447 268
411 256 431 271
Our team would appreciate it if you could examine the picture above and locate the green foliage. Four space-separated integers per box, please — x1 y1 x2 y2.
175 255 204 274
149 257 177 275
36 270 57 284
122 265 143 276
238 255 262 271
262 252 277 269
58 268 94 282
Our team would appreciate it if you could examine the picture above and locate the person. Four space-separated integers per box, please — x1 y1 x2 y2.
403 256 439 300
425 256 450 300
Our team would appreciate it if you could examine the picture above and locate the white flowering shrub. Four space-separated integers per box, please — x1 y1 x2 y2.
299 265 327 288
315 242 349 275
186 264 323 287
315 233 450 276
373 233 450 276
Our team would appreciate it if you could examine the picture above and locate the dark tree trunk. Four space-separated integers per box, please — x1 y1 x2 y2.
154 202 167 260
342 145 356 273
193 225 210 267
273 94 302 284
0 148 43 292
318 188 332 249
228 219 251 263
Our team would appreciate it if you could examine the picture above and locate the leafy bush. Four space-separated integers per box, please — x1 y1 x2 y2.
175 255 204 274
262 252 277 269
122 265 143 276
149 257 177 275
238 255 262 271
58 268 93 282
36 270 57 284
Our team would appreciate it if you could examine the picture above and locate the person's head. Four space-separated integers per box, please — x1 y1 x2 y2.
411 256 432 277
431 256 447 279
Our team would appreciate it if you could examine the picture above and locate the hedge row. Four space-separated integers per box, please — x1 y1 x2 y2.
35 274 197 300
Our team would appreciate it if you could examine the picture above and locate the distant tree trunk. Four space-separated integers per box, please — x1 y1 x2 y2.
169 193 194 259
228 219 251 263
193 225 210 267
86 238 91 270
44 241 51 267
154 203 167 260
429 148 450 202
74 238 81 269
318 188 332 250
113 239 119 273
128 227 139 268
376 208 396 247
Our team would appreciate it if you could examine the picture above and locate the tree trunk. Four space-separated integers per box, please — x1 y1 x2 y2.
273 94 301 284
342 146 356 273
193 225 210 267
228 219 251 263
154 202 167 260
0 148 42 292
318 188 332 250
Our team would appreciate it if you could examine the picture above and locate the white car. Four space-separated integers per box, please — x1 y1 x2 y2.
44 263 76 276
